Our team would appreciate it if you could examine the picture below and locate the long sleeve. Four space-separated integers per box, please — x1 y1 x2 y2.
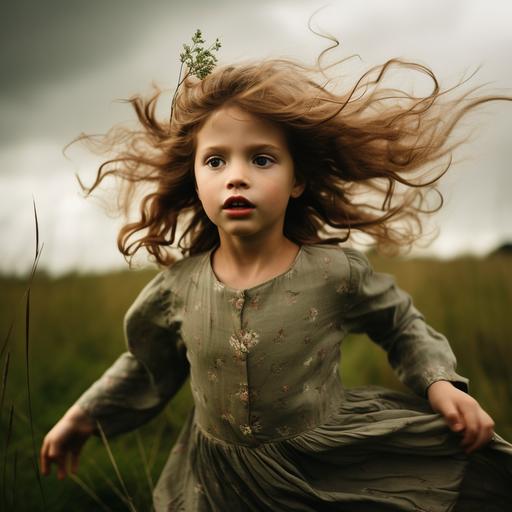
72 269 190 438
342 247 469 398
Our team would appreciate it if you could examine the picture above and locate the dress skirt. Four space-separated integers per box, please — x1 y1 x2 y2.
152 385 512 512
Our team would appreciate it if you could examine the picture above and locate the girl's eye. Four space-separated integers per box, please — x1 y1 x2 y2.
205 155 274 169
206 157 224 168
254 155 273 167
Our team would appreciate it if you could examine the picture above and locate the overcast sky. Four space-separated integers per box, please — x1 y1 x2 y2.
1 0 511 277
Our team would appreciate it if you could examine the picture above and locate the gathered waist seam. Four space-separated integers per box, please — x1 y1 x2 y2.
194 392 345 449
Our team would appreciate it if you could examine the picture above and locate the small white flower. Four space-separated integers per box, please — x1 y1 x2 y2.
240 424 253 436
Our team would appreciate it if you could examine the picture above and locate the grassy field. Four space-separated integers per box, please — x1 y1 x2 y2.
0 252 511 511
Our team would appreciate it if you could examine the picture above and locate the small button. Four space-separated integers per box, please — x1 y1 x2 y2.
231 290 245 311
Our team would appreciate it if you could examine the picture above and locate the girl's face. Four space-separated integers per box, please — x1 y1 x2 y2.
194 105 305 244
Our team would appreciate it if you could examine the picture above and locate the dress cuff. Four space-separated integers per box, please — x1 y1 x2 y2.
419 369 470 398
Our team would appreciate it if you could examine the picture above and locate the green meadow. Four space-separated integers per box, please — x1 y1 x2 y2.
1 252 511 511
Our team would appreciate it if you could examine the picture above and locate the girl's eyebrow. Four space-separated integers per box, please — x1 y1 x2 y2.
200 143 282 154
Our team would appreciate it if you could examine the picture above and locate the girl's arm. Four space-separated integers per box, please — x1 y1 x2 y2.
71 269 189 438
343 247 469 398
41 269 189 479
342 248 494 452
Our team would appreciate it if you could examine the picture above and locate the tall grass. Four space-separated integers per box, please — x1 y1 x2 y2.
0 216 510 509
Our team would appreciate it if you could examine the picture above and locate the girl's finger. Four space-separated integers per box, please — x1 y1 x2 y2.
54 452 67 480
40 442 48 475
439 404 464 432
466 413 495 454
459 406 480 449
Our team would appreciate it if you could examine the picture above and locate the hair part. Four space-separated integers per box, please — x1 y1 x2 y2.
66 37 511 268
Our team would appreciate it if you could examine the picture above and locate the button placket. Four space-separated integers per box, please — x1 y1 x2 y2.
237 290 255 440
230 289 246 315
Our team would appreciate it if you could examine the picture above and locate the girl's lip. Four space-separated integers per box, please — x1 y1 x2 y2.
222 195 255 208
224 207 255 218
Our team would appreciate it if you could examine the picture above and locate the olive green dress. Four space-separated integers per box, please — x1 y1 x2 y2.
73 243 512 511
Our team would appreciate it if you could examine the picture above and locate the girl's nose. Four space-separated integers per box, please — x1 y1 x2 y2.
226 164 250 189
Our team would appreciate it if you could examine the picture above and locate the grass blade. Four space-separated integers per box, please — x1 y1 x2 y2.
23 199 47 510
12 448 18 511
96 421 138 512
87 455 137 509
0 351 10 425
0 319 14 362
25 286 47 510
69 473 115 512
135 430 155 510
2 403 14 512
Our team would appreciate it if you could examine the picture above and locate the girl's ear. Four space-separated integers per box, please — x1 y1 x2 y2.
291 178 306 199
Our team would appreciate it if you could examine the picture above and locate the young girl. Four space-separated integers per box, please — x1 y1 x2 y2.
40 45 512 511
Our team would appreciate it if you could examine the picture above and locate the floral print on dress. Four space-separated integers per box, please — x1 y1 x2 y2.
229 327 260 361
336 280 350 294
305 307 318 322
317 347 327 361
192 334 202 351
238 384 249 404
194 483 205 495
303 356 313 368
207 422 220 436
239 424 254 436
249 414 263 433
284 290 300 305
321 255 332 280
248 294 262 310
235 383 258 405
273 327 286 344
253 352 267 367
220 410 235 425
275 425 293 436
213 280 225 292
213 357 226 369
229 295 245 311
270 361 286 374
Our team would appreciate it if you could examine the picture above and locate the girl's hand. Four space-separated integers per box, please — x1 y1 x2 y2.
427 380 495 454
40 404 97 480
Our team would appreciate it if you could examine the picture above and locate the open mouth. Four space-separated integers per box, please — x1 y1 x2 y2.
224 202 256 210
222 196 256 209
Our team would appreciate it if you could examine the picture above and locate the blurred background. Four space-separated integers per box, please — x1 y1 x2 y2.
1 0 511 510
1 0 511 276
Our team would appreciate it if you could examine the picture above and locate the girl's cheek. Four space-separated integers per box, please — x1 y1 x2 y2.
199 202 218 224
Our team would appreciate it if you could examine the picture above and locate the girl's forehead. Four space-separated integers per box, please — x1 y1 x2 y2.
196 105 288 147
201 105 264 129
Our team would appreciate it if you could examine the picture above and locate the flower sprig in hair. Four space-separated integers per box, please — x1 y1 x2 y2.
169 29 222 127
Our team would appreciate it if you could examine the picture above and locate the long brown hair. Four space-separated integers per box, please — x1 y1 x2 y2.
67 38 511 268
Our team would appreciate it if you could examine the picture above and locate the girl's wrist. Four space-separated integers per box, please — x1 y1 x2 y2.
427 379 452 398
65 404 97 433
